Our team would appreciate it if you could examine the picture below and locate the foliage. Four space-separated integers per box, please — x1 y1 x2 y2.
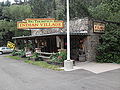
50 51 67 63
29 0 93 20
89 0 120 63
31 52 39 58
0 4 32 46
29 0 48 18
2 5 33 21
96 24 120 63
18 50 26 57
11 50 18 56
11 50 26 58
30 52 43 61
0 20 14 46
0 20 30 46
29 0 66 20
70 0 90 19
89 0 120 22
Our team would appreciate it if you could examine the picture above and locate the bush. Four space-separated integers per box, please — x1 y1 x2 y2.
96 24 120 64
11 50 26 58
11 50 19 56
18 50 26 58
30 52 43 61
50 51 67 63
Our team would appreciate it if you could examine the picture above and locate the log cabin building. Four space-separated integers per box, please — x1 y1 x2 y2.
12 17 105 62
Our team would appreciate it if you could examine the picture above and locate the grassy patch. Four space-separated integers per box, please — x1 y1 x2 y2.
24 60 63 71
5 56 63 71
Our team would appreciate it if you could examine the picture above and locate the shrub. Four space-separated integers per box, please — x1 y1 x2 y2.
30 52 43 61
96 24 120 64
50 51 67 63
11 50 18 56
19 50 26 58
11 50 26 58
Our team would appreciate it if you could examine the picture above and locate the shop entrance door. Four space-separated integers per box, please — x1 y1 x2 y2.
70 35 86 62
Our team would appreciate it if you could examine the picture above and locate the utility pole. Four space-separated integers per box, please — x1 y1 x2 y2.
64 0 73 71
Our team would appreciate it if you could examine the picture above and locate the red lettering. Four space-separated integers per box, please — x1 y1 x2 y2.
39 23 44 26
32 23 39 26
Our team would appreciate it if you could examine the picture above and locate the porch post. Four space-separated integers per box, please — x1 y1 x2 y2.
61 37 64 49
64 0 73 71
14 39 18 50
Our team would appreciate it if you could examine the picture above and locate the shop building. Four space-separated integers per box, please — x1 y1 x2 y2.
13 17 105 62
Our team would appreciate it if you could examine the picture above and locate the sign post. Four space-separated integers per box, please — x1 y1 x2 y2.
64 0 73 71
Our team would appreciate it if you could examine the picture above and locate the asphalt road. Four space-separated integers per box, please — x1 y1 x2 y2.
0 55 120 90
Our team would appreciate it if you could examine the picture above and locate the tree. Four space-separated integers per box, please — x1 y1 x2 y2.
89 0 120 22
29 0 48 18
29 0 66 20
97 24 120 63
2 5 33 21
0 4 32 46
29 0 91 20
89 0 120 63
70 0 90 19
0 20 30 46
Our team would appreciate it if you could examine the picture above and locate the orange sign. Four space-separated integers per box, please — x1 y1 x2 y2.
94 22 105 33
17 18 64 29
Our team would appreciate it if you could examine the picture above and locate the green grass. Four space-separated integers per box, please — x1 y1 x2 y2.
24 60 63 71
6 56 63 71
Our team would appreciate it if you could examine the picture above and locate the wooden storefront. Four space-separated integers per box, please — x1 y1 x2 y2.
13 17 105 62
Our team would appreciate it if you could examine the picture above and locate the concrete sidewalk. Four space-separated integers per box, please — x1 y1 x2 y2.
62 61 120 73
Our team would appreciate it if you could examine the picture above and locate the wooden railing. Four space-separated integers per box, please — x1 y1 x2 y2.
36 52 56 59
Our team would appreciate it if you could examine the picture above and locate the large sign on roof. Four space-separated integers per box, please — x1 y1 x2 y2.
17 18 64 29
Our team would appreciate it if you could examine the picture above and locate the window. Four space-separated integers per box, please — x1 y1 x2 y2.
2 48 5 50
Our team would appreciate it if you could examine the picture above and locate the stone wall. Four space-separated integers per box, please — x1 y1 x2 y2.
84 35 100 61
31 17 89 36
83 19 102 61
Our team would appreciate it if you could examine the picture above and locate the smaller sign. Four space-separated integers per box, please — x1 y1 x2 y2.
26 51 32 57
94 22 105 33
7 41 15 49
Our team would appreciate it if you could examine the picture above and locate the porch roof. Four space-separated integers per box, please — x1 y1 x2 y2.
12 32 89 39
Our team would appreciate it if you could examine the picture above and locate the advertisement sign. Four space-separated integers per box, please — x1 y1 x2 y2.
93 22 105 33
17 18 64 29
7 41 15 49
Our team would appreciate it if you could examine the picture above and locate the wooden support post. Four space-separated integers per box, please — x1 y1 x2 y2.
61 37 64 49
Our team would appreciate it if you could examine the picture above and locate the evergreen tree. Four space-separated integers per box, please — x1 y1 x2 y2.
89 0 120 63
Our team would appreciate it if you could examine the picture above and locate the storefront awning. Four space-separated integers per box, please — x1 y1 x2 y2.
12 32 89 39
